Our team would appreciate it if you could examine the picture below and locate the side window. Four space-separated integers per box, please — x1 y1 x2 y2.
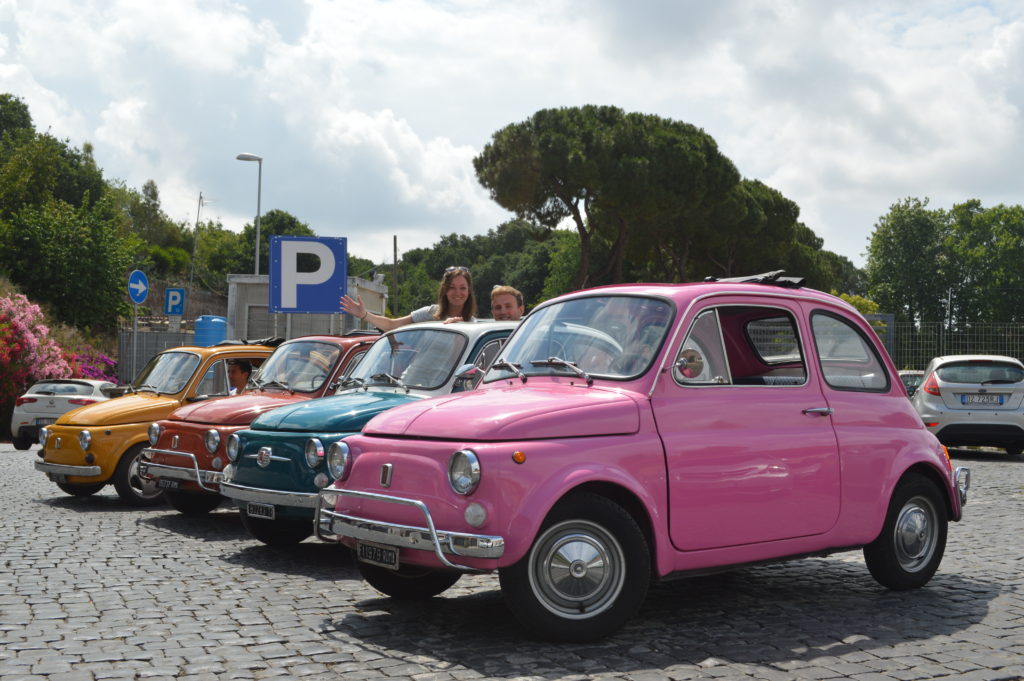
474 338 505 370
674 310 730 385
811 313 889 391
197 360 229 396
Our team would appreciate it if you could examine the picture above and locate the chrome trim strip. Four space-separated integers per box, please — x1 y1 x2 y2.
315 488 504 571
34 461 102 477
220 481 318 508
141 448 220 491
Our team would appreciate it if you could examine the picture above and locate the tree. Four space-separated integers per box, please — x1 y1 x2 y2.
238 208 316 275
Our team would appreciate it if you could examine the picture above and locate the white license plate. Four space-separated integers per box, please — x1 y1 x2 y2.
961 393 1003 405
157 479 180 490
35 418 56 425
357 540 399 570
246 502 275 520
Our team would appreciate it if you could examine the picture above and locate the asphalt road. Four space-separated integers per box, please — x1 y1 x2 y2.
1 443 1021 681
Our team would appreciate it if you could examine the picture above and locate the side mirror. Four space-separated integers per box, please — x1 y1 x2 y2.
453 363 481 392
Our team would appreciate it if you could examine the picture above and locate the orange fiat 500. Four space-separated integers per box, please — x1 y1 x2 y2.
34 341 277 505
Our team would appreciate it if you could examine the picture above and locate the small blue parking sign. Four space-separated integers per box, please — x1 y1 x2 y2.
128 270 149 305
164 288 185 315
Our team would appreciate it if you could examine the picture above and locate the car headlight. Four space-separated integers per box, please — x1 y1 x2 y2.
78 430 92 451
39 427 50 447
305 438 325 469
227 434 241 462
448 449 480 495
148 422 162 446
326 441 350 480
205 429 221 454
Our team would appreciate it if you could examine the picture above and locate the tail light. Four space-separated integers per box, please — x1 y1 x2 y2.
922 373 940 396
15 397 37 407
68 398 97 406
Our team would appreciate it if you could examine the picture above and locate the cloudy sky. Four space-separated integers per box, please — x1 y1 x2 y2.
2 0 1022 271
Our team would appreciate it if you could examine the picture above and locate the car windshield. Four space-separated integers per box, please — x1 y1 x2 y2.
131 351 201 394
936 361 1024 384
29 381 97 396
252 340 341 392
348 327 468 390
488 295 673 381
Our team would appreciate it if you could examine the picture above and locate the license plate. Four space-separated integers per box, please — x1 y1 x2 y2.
157 479 180 490
357 540 399 570
961 393 1003 405
35 418 56 425
246 502 275 520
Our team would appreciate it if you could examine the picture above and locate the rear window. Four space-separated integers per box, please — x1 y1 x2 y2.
936 361 1024 385
30 381 96 396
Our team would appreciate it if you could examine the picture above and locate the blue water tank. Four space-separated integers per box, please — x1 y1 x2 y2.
194 315 227 347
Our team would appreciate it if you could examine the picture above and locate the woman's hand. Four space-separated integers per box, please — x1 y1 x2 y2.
340 294 366 319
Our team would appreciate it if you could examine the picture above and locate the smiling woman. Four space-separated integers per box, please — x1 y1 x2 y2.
340 266 479 331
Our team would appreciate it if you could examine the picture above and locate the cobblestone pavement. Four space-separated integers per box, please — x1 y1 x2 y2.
1 443 1022 681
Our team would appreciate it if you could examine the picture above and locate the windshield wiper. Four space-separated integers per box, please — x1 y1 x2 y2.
492 359 527 384
135 383 160 393
370 372 406 390
530 357 593 386
258 379 291 391
337 376 367 390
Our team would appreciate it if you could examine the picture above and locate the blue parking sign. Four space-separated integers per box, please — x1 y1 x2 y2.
269 236 348 313
164 288 185 315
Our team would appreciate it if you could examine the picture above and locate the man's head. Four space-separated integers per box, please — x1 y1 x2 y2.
227 358 252 392
491 285 524 321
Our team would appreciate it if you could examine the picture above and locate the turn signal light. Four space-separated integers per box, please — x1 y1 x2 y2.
15 397 37 407
922 373 940 396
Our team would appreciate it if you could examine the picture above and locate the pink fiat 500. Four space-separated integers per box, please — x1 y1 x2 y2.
316 272 971 641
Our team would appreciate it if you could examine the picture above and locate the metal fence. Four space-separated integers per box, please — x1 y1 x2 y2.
876 321 1024 370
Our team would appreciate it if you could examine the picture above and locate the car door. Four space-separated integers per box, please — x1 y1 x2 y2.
651 297 841 551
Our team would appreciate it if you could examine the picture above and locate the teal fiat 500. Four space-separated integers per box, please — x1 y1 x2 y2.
219 320 516 545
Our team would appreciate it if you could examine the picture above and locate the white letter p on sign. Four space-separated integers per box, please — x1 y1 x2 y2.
280 241 336 308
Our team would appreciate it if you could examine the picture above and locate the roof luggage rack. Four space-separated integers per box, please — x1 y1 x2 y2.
703 270 806 288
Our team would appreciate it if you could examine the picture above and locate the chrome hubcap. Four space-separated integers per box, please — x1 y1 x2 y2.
893 496 936 572
528 520 624 619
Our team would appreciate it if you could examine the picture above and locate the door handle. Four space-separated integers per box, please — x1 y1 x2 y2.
802 407 834 416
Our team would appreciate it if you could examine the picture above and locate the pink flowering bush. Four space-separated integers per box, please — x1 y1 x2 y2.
0 294 71 409
69 346 119 383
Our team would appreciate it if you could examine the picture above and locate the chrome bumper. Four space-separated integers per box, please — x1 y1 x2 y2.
34 460 101 478
315 488 505 573
220 481 318 508
140 448 222 491
955 466 970 507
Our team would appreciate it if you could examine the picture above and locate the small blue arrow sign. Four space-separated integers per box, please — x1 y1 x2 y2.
128 270 149 305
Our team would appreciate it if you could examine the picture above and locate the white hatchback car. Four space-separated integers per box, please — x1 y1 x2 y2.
10 379 117 450
911 354 1024 457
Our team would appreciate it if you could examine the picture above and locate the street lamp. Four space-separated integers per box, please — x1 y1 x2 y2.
236 152 263 275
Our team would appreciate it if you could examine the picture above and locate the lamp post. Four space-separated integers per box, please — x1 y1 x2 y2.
235 153 263 275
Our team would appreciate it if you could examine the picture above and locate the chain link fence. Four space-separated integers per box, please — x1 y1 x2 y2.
873 319 1024 370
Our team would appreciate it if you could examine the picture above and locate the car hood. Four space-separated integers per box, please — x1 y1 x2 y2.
170 393 310 426
57 393 180 426
363 384 641 440
250 390 426 432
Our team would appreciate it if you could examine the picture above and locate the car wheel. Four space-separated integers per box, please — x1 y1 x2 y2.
56 481 106 497
498 492 650 642
1004 445 1023 459
239 508 312 546
357 561 461 600
13 432 33 450
112 444 165 506
165 490 222 515
864 473 947 590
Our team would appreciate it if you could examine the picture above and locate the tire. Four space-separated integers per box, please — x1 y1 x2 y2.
13 432 33 450
498 493 650 642
239 508 312 546
112 444 165 506
864 474 947 590
56 481 106 497
357 561 461 600
1005 445 1023 459
165 490 222 515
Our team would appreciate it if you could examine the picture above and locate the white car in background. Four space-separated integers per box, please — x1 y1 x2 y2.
911 354 1024 458
10 379 118 450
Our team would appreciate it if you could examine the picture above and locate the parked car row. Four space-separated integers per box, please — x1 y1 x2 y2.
31 274 971 642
